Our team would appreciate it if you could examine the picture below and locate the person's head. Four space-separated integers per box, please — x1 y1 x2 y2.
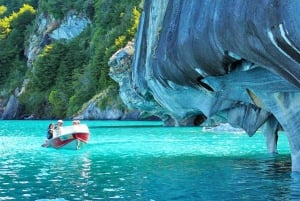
72 120 77 125
48 123 55 129
57 120 63 126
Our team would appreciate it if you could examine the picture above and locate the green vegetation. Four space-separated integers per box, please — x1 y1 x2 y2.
0 0 38 17
0 6 7 16
0 0 141 119
38 0 88 19
0 4 36 94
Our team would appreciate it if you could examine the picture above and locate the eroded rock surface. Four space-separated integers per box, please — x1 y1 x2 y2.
109 0 300 171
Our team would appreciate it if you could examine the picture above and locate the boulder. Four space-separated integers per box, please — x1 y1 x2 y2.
1 95 19 120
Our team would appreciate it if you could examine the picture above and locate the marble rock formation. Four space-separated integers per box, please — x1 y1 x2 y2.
109 0 300 171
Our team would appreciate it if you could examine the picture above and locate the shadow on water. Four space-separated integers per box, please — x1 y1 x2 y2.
290 172 300 200
89 125 162 129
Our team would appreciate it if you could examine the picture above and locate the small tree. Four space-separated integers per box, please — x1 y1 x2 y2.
48 89 67 118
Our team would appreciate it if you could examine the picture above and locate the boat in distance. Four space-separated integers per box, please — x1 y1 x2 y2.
42 124 90 150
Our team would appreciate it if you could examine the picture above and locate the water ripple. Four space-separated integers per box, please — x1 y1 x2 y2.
0 121 296 200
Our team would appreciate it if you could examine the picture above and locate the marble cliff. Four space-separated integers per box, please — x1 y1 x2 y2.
109 0 300 171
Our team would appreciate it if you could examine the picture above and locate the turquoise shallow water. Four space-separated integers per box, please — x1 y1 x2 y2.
0 120 299 201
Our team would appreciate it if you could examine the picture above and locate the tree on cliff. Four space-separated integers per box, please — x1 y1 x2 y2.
0 0 141 119
0 4 36 92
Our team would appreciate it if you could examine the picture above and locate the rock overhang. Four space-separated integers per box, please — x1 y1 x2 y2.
109 0 300 171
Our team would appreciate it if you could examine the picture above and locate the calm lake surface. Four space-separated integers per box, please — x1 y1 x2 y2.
0 120 299 201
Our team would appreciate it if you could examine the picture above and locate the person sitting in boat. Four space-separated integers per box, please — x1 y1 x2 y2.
47 123 55 139
57 119 63 127
72 120 81 126
55 120 64 135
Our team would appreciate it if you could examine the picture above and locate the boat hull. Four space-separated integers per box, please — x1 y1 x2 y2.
42 124 90 150
50 133 89 149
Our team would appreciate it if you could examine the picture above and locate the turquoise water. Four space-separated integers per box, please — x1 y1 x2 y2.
0 120 299 201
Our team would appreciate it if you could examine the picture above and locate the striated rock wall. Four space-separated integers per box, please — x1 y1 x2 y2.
110 0 300 171
109 41 184 125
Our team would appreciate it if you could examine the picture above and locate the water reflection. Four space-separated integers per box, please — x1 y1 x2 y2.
0 121 299 200
290 172 300 200
2 149 300 200
125 154 295 201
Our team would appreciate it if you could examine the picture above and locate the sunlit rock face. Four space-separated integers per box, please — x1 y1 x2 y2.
26 12 90 67
49 15 90 40
110 0 300 171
